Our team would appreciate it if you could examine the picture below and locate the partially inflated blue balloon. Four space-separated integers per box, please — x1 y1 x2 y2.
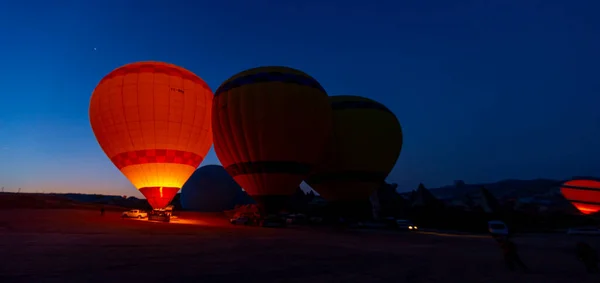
180 165 254 212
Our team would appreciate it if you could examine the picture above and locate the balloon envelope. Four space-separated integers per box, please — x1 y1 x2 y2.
180 165 252 212
89 61 213 209
211 66 332 214
561 179 600 215
307 95 403 202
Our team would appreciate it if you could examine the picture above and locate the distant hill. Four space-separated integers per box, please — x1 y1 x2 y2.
400 177 600 201
427 179 563 199
57 193 150 209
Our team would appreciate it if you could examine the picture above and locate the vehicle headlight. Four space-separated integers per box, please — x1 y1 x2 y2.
414 226 418 229
409 226 413 229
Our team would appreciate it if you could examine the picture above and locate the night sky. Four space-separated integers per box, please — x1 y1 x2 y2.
0 0 598 197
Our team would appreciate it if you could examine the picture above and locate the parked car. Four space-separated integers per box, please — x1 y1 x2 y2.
121 210 147 219
230 212 259 225
230 215 251 225
396 219 418 231
286 214 307 224
260 215 287 228
488 220 509 236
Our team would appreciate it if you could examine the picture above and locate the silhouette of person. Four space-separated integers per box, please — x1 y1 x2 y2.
576 241 599 273
100 206 105 216
499 238 528 272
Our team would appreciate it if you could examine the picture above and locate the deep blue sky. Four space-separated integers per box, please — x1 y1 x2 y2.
0 0 598 197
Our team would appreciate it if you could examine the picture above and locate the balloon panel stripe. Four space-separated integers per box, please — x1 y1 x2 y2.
98 62 211 91
330 100 393 114
110 149 203 170
561 185 600 192
224 161 312 177
139 186 180 209
307 171 388 184
215 72 326 96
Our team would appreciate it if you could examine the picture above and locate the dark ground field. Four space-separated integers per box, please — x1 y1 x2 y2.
1 209 599 283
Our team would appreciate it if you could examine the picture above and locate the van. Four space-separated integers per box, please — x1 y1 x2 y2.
488 220 509 236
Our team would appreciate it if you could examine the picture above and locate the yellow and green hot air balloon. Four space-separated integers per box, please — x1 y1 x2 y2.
306 95 403 214
212 66 333 216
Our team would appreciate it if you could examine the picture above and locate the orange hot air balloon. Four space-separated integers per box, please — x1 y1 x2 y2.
561 179 600 215
306 95 403 203
89 62 213 209
212 66 332 215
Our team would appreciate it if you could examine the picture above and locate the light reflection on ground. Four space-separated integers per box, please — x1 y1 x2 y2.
416 231 490 239
129 216 219 226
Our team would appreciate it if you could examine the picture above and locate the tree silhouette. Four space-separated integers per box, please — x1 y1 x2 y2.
374 182 407 218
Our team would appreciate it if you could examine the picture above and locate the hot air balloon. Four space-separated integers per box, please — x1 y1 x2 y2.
561 179 600 215
180 165 253 212
306 95 403 216
212 66 332 215
89 61 213 209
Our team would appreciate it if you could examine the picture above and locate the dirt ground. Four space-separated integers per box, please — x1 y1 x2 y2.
0 209 599 283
